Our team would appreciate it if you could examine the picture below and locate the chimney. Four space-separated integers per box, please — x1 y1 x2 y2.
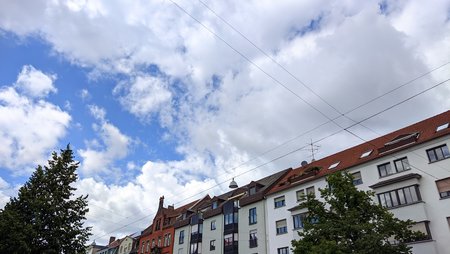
168 204 174 210
109 236 116 244
159 196 164 209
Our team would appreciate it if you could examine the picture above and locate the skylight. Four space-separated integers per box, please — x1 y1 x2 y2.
436 123 449 132
328 161 340 169
360 150 373 158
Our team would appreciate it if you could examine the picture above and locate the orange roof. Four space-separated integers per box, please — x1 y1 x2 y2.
267 110 450 195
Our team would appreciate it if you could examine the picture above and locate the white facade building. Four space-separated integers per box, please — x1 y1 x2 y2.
265 111 450 254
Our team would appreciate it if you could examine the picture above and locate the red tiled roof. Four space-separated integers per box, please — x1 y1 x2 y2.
267 110 450 195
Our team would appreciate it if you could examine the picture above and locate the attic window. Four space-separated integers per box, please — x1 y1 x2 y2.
360 150 373 158
328 161 340 169
436 123 449 132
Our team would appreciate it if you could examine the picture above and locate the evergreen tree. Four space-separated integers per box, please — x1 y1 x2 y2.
291 172 425 254
0 145 91 253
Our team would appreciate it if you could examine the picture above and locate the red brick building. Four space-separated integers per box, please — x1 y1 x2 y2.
138 196 198 254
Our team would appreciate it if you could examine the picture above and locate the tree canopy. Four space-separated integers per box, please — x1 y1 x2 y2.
0 145 91 253
291 171 425 254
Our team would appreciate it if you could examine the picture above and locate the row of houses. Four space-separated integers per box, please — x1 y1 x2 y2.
88 110 450 254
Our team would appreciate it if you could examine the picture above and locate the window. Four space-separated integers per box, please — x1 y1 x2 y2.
151 239 155 247
394 157 410 172
224 234 233 246
274 196 286 208
212 201 218 209
168 233 171 246
427 144 450 163
328 161 340 169
436 178 450 198
352 172 363 185
377 185 421 208
249 229 257 248
234 199 240 208
211 220 216 230
296 189 305 201
158 237 161 247
155 219 161 230
249 207 257 224
278 247 289 254
306 186 315 197
377 162 395 177
293 213 306 229
179 230 185 244
249 186 257 195
276 219 288 235
360 150 373 158
190 242 201 254
209 240 215 251
141 242 145 253
147 241 150 251
178 249 183 254
409 221 432 241
436 123 449 132
447 217 450 228
224 212 238 225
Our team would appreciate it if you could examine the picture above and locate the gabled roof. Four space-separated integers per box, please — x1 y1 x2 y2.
267 110 450 195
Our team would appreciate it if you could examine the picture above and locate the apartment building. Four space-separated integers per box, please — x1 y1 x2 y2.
171 169 289 254
265 110 450 254
138 196 199 254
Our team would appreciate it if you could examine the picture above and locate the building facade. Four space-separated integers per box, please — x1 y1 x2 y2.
265 110 450 254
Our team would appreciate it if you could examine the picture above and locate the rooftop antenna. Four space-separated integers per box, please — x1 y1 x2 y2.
307 138 320 162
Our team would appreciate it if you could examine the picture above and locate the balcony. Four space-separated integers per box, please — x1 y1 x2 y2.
190 232 203 243
224 223 238 234
249 238 258 248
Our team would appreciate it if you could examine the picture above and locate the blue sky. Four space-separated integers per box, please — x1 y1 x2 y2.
0 0 450 244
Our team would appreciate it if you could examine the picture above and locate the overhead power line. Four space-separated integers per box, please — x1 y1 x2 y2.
91 77 450 241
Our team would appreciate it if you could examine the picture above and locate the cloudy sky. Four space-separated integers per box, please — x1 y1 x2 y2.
0 0 449 245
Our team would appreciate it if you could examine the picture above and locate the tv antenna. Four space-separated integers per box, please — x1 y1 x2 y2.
307 139 320 161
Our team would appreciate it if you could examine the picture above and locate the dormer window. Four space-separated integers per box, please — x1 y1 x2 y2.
378 132 419 154
249 186 257 195
436 123 449 132
212 201 218 209
328 161 340 169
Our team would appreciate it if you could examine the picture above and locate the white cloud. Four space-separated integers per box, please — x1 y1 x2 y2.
2 0 450 244
80 89 91 100
15 65 57 98
78 106 130 176
114 75 172 122
0 67 71 174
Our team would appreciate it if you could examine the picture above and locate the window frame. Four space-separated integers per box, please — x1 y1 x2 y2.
274 196 286 208
393 157 411 173
377 185 421 209
209 240 215 251
427 144 450 163
276 219 288 235
249 207 257 225
352 171 363 185
179 230 185 244
277 247 289 254
436 177 450 199
377 162 394 177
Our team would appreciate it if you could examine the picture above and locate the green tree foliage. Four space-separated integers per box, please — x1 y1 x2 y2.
291 172 425 254
0 145 91 253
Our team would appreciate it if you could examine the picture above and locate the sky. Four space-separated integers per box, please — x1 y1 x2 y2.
0 0 450 245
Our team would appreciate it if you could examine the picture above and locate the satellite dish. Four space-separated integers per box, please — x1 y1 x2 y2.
301 161 308 167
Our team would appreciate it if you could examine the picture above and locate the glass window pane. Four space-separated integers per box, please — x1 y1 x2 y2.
398 189 406 205
443 145 450 157
410 186 419 202
436 148 445 160
390 191 399 206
